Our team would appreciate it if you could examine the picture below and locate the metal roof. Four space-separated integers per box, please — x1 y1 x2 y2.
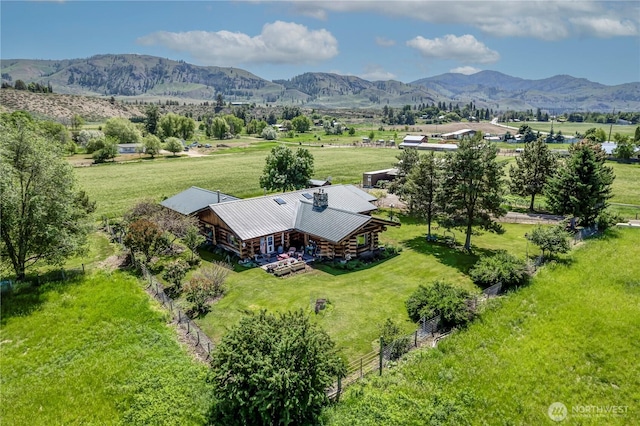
210 184 378 241
294 202 371 243
160 186 238 215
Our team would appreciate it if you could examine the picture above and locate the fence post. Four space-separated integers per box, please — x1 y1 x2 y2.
414 330 418 347
207 342 211 355
379 337 383 376
82 263 85 274
178 310 181 323
336 376 342 403
187 320 190 335
196 331 200 346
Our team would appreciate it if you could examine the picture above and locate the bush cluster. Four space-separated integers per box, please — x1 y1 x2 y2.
405 280 473 327
469 251 529 290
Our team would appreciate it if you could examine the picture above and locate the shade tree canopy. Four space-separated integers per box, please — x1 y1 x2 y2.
0 114 95 279
259 145 314 192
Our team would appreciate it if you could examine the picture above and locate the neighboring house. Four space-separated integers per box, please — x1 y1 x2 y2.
441 129 476 140
160 186 239 244
601 142 640 157
117 143 143 154
194 185 398 261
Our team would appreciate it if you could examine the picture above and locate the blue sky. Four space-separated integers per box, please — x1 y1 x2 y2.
2 1 639 85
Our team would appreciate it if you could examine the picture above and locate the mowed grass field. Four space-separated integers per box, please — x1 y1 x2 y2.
324 227 640 425
75 145 400 218
196 217 540 362
74 144 640 220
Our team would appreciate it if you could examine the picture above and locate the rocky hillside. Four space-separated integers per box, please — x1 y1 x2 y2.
0 89 144 122
2 54 638 111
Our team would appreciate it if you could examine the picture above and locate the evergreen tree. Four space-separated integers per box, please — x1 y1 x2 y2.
545 141 614 227
438 133 506 250
509 136 557 210
406 151 443 239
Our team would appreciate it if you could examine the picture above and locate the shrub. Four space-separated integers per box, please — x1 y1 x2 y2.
210 310 345 425
183 262 230 313
405 280 473 327
526 225 571 261
596 210 624 231
162 259 189 291
469 251 529 290
380 318 411 361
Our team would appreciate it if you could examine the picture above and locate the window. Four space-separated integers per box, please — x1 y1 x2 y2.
357 233 368 247
302 193 313 200
274 197 287 205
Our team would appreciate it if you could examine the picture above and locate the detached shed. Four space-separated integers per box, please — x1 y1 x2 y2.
363 168 398 188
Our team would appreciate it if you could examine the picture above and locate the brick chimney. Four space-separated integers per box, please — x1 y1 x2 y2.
312 188 329 211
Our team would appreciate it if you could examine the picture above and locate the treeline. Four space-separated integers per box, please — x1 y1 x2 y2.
501 109 640 124
1 79 53 93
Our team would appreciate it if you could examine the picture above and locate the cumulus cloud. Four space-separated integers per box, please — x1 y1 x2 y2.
450 66 481 75
407 34 500 64
359 64 397 81
375 37 396 47
287 1 638 40
136 21 338 66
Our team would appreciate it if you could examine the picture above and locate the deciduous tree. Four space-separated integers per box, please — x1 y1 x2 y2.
526 225 571 261
259 145 314 192
103 117 141 144
210 309 345 425
0 116 94 279
143 134 161 158
164 137 183 156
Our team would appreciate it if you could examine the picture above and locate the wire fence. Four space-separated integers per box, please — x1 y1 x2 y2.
326 282 503 401
138 262 215 361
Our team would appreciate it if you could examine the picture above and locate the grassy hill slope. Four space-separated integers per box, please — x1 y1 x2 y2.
325 228 640 425
0 270 213 425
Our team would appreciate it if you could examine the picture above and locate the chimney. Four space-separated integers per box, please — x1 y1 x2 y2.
313 188 329 211
217 190 221 202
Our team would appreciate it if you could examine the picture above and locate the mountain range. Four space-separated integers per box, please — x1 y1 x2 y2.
2 54 639 112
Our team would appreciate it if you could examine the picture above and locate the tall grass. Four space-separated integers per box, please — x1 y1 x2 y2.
324 228 640 425
0 271 212 425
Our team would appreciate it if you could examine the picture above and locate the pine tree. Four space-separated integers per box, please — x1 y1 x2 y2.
406 151 443 239
509 136 557 211
545 141 614 227
438 133 506 250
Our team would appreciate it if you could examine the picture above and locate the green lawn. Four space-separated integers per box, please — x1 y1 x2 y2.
524 121 638 138
0 271 212 425
75 145 400 218
195 216 540 362
324 227 640 425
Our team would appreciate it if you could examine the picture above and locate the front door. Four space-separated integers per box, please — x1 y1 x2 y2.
266 235 274 253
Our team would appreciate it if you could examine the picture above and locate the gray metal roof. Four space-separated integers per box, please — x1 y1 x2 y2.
210 184 378 241
160 186 238 215
294 202 371 243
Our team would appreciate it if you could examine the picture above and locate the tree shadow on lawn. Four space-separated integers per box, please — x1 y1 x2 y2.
402 235 498 275
0 273 83 326
311 254 398 276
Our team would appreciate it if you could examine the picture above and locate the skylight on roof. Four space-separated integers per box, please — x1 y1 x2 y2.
302 193 313 199
274 197 287 205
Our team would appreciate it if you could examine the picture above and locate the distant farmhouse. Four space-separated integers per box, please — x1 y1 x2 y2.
162 185 398 261
399 134 458 152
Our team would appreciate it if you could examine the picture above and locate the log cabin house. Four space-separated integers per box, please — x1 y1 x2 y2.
163 185 398 261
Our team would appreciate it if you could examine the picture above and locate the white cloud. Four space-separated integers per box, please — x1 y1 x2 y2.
375 37 396 47
287 1 638 40
359 64 397 81
137 21 338 66
407 34 500 64
570 17 638 38
450 66 481 75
